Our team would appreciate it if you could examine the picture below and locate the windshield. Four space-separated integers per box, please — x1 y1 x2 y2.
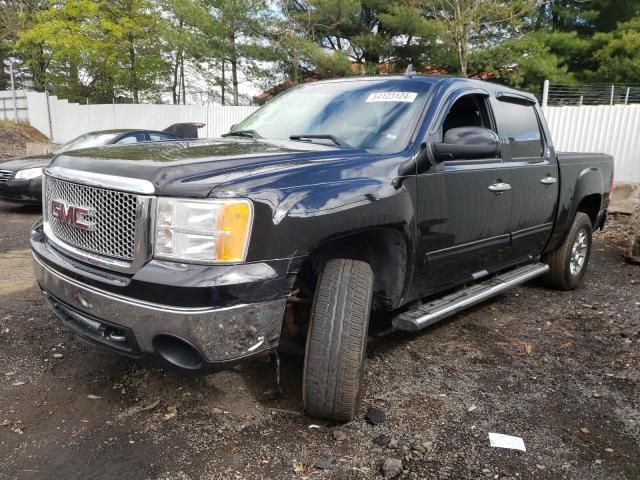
231 79 432 151
56 132 121 153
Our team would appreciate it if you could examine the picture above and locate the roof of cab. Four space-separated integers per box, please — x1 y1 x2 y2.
82 129 174 136
310 75 538 103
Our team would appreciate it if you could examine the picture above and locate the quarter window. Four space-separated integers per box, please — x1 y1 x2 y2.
497 100 543 158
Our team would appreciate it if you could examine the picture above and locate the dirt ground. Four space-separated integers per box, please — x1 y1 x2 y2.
0 201 638 480
0 124 48 160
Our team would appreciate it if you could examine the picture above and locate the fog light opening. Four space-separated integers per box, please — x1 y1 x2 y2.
153 334 203 371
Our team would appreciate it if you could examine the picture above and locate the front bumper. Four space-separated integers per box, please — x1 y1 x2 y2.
0 175 42 204
31 222 290 373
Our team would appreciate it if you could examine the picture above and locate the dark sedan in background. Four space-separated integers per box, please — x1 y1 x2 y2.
0 123 203 205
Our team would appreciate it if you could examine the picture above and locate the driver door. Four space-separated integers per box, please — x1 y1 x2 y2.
410 91 513 297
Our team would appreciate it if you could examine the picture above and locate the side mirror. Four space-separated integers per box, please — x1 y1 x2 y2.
432 127 500 161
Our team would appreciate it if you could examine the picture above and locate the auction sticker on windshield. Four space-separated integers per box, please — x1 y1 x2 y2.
366 92 418 103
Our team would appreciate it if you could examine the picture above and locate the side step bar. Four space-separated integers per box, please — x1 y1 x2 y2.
393 262 549 332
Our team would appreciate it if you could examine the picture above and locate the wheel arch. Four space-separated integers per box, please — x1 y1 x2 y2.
545 166 606 253
576 193 602 227
304 227 410 311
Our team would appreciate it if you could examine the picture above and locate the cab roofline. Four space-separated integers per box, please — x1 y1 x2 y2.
303 75 538 103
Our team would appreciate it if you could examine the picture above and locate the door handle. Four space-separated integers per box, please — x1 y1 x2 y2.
540 176 558 185
488 182 512 194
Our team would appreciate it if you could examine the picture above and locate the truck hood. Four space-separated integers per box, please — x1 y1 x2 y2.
49 138 376 197
0 154 54 172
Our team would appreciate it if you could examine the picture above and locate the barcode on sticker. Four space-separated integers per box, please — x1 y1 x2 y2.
366 92 417 103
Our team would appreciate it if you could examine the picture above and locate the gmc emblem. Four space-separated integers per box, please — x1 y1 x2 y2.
51 199 96 231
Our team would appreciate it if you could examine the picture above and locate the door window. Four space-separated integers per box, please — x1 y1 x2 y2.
496 100 543 159
441 94 493 139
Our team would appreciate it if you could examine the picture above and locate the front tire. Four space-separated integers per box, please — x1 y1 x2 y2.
543 212 593 290
303 259 374 422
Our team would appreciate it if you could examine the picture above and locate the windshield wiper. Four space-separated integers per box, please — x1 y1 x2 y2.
289 134 349 147
222 129 262 139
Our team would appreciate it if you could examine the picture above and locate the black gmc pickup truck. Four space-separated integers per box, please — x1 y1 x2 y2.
31 75 613 422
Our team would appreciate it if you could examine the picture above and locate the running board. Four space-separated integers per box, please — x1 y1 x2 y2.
392 262 549 332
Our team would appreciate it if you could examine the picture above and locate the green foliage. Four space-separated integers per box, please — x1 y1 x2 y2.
5 0 640 103
543 0 640 34
15 0 168 102
482 1 640 90
590 15 640 82
284 0 437 74
473 31 593 90
379 1 438 70
101 0 170 102
421 0 534 76
269 30 352 82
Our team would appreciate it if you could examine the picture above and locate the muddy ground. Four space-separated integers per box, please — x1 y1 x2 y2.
0 201 638 480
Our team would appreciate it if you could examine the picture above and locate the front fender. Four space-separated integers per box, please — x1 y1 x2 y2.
245 178 416 261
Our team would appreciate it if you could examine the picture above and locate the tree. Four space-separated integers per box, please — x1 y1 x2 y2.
271 1 353 83
1 1 49 90
288 0 385 68
16 0 169 102
511 0 640 86
100 0 169 103
472 30 591 90
589 15 640 83
286 0 438 73
211 0 279 105
538 0 640 34
459 0 640 89
167 0 276 105
16 0 107 99
162 0 192 104
7 0 640 104
378 1 439 70
420 0 532 77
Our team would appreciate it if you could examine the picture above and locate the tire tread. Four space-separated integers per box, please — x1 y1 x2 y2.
303 258 373 422
543 212 592 290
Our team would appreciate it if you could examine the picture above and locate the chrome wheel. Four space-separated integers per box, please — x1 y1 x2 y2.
570 229 588 276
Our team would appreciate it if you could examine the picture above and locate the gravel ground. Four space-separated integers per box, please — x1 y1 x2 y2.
0 202 638 480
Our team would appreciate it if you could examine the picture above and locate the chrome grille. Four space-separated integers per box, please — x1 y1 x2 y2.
45 176 138 260
0 170 13 184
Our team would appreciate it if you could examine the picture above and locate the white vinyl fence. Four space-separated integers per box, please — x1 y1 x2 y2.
8 90 640 184
544 105 640 184
0 89 28 122
24 91 258 144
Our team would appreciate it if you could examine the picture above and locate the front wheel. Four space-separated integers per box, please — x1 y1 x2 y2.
543 212 593 290
303 258 374 422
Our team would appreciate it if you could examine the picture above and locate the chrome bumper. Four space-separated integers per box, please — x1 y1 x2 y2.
33 253 286 367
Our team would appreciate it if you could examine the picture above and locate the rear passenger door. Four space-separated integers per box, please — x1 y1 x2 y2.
493 95 559 260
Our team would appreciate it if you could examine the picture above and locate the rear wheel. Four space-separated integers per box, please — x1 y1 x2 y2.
543 212 593 290
303 258 373 422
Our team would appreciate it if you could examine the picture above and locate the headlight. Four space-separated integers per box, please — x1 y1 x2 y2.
154 198 253 263
15 167 43 180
